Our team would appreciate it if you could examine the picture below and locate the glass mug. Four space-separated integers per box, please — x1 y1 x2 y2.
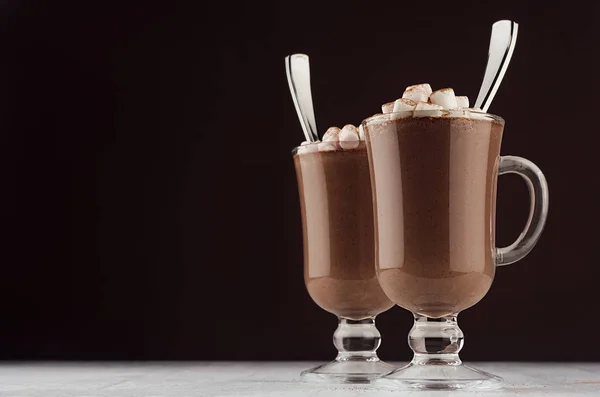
362 110 549 390
292 141 395 383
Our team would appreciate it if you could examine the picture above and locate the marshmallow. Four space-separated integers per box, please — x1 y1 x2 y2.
456 96 469 108
391 98 417 119
322 126 340 142
429 88 458 109
339 124 360 149
297 140 319 154
414 102 444 117
402 83 432 103
369 113 387 122
358 124 365 140
381 101 395 114
318 141 337 151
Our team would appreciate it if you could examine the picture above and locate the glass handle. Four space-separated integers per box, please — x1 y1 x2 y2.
496 155 549 266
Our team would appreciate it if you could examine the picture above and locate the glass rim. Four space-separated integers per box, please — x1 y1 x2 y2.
292 110 505 153
361 109 505 128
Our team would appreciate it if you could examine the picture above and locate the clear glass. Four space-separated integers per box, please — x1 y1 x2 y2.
363 110 549 390
292 141 395 383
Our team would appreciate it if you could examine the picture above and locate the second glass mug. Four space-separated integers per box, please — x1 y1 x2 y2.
293 142 395 383
362 110 549 390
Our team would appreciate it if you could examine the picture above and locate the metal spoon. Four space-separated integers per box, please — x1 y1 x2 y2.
474 20 519 112
285 54 319 142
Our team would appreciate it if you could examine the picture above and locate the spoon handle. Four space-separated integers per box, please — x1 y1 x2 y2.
285 54 320 142
474 20 519 112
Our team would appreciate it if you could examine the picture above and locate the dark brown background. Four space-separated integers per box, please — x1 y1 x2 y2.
1 0 599 361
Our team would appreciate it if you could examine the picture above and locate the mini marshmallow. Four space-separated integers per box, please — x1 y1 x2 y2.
414 102 444 117
381 101 395 114
300 141 320 153
322 126 340 142
298 140 319 154
358 124 365 140
455 96 469 108
429 88 458 109
339 124 360 149
402 83 432 103
318 141 337 151
391 98 417 119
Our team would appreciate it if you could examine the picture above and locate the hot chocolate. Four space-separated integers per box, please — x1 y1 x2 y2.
365 114 504 318
293 142 393 320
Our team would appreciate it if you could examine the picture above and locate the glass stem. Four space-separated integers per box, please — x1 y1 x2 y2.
408 314 464 366
333 317 381 361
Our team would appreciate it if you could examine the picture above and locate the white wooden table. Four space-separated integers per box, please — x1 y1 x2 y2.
0 362 598 396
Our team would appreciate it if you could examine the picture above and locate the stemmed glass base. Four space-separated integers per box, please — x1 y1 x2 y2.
301 356 395 384
300 317 394 384
377 357 502 390
376 314 502 390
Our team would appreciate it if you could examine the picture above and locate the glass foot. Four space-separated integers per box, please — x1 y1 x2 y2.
375 314 503 390
301 357 395 384
376 362 502 390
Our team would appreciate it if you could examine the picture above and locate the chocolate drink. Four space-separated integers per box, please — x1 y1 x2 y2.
294 142 393 320
365 115 504 318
